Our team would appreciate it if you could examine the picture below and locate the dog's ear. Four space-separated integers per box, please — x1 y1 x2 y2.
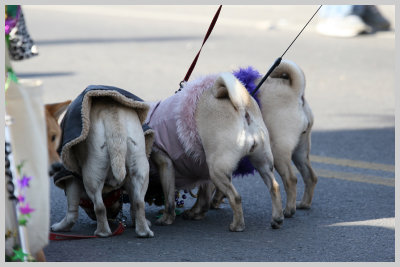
45 100 71 120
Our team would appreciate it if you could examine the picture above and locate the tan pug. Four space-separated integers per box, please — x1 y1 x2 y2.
210 60 318 218
45 100 71 176
51 90 154 238
147 72 284 231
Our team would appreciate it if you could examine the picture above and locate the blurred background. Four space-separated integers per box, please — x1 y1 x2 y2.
12 5 395 132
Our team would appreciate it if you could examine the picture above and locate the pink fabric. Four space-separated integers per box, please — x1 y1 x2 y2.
145 75 218 188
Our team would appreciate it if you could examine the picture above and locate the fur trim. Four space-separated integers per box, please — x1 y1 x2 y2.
174 74 218 164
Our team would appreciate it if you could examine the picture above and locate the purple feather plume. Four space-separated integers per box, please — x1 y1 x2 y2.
232 66 262 177
233 66 262 106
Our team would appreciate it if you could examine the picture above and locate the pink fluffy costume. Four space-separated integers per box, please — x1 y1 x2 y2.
145 67 262 194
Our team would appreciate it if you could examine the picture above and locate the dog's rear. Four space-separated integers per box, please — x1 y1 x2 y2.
193 72 284 231
74 98 153 237
257 60 318 217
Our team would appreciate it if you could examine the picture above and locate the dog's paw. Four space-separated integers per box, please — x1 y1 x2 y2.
283 207 296 218
211 197 225 209
210 199 224 210
229 222 245 232
94 227 112 237
136 229 154 238
182 209 206 220
155 214 175 226
51 220 73 232
270 216 284 229
296 201 311 210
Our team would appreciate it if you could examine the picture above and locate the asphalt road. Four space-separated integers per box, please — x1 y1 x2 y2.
10 5 395 262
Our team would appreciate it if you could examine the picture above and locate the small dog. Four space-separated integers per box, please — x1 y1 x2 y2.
245 60 318 217
146 72 284 231
200 60 318 218
45 101 71 176
50 87 154 238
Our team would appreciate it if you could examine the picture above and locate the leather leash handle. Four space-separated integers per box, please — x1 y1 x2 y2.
49 222 125 241
181 5 222 85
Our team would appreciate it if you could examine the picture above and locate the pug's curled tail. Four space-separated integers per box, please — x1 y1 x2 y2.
211 72 252 114
270 59 306 95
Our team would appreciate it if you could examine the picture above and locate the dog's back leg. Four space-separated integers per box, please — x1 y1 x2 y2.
51 178 82 232
124 117 154 237
249 146 284 229
196 93 246 231
151 149 176 226
78 117 113 237
207 155 245 232
272 146 298 218
81 152 112 237
182 183 214 220
292 130 318 210
210 183 225 209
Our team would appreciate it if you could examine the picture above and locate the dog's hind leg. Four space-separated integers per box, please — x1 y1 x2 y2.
203 151 245 232
80 141 112 237
51 178 82 232
210 164 244 231
151 150 176 225
183 183 214 220
292 131 318 210
210 184 225 209
249 147 284 229
125 134 154 238
272 149 298 218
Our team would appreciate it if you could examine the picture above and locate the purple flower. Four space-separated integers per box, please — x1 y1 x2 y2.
18 176 32 189
17 195 25 203
19 203 35 215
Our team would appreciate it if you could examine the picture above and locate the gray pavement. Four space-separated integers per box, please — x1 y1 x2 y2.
10 5 395 262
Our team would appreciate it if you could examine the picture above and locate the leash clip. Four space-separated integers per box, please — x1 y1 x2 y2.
175 80 186 93
117 214 128 228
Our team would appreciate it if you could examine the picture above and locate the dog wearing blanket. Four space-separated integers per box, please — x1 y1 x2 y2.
146 72 284 231
191 59 318 219
51 86 154 237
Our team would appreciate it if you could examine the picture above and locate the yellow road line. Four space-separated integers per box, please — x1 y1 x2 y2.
310 155 395 173
314 168 394 187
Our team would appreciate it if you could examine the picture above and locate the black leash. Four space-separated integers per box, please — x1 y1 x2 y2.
251 5 322 96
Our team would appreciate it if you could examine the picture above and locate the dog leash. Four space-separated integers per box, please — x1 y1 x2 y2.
49 222 125 241
251 5 322 96
49 210 127 241
49 190 127 241
177 5 222 92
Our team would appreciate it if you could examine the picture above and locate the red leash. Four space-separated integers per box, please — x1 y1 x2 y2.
180 5 222 86
49 222 125 241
